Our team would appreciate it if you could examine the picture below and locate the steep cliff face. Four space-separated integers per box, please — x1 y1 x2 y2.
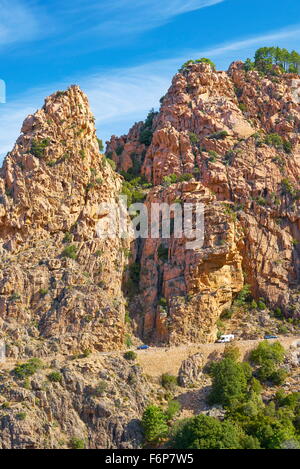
139 182 244 344
107 61 300 344
0 86 131 356
0 60 300 450
1 62 300 352
0 354 150 449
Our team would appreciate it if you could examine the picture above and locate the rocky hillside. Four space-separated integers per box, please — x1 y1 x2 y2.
0 86 131 357
0 353 152 449
0 59 300 449
0 61 299 354
107 60 300 345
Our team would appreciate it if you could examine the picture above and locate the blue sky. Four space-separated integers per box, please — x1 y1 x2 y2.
0 0 300 160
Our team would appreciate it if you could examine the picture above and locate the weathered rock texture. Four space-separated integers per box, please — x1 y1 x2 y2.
1 61 300 450
107 61 300 344
0 86 131 356
0 354 151 449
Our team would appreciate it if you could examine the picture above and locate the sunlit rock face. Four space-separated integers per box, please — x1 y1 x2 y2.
0 86 131 356
107 61 300 344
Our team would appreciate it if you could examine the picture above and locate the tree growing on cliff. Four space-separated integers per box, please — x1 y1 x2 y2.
208 357 251 408
250 341 285 365
142 405 168 444
139 109 157 146
170 414 244 449
244 47 300 74
179 58 216 73
250 341 287 385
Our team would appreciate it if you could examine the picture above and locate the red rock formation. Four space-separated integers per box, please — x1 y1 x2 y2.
0 86 131 356
107 61 300 344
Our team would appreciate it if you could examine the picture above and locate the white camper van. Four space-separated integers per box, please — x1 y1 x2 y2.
217 334 235 343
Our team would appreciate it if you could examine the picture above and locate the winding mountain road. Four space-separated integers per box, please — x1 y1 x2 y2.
1 335 299 379
134 335 300 378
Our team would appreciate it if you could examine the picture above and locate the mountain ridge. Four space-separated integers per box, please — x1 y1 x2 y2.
0 56 300 449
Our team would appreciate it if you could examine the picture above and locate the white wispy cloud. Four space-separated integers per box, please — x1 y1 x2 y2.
1 23 300 160
0 0 42 45
60 0 225 38
96 0 225 34
198 26 300 58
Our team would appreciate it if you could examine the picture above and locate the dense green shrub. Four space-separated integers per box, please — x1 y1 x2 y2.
14 358 44 378
270 368 288 385
250 377 263 394
47 371 63 383
250 341 285 366
70 437 85 449
125 334 132 347
142 405 168 444
245 414 296 449
283 140 292 154
281 178 298 198
164 339 299 450
166 400 181 421
170 414 243 449
250 341 286 385
97 138 104 152
39 288 48 297
257 300 267 310
123 351 137 361
30 139 50 158
115 144 124 156
208 130 229 140
234 284 252 307
188 132 199 145
105 157 117 170
274 307 283 319
62 244 77 259
161 373 178 391
139 109 157 146
223 344 241 362
256 359 277 382
264 133 283 148
139 128 153 146
163 174 179 185
208 358 250 407
277 324 289 335
179 58 216 73
263 133 292 154
162 173 194 185
121 178 146 206
158 297 167 308
276 391 300 410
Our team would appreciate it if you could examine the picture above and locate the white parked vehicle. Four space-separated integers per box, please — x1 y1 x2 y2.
217 334 235 343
